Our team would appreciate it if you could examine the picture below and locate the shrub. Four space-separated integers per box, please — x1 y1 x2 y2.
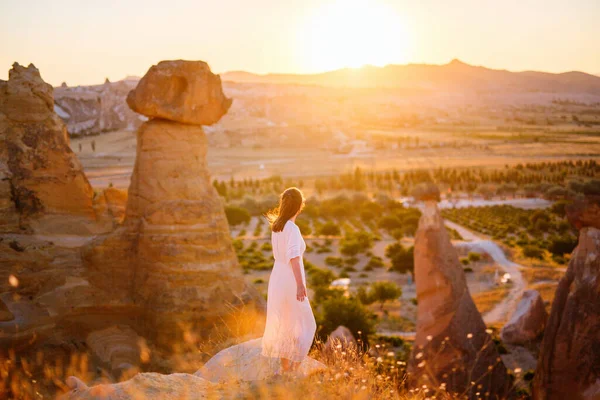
260 242 272 252
523 245 545 259
548 235 578 256
464 267 474 273
378 215 402 231
319 221 341 236
308 267 336 288
385 243 414 277
296 219 312 236
367 281 402 310
344 257 359 266
365 256 385 269
467 252 482 262
317 296 377 342
224 205 251 226
325 256 343 267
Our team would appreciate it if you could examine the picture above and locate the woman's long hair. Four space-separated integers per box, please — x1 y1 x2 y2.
266 187 305 232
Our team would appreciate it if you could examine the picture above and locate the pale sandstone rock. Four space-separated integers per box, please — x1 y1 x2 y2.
126 60 232 125
533 227 600 399
60 373 215 400
195 338 325 382
501 289 548 344
408 201 511 398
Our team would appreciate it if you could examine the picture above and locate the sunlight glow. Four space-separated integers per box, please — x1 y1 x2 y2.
297 0 412 72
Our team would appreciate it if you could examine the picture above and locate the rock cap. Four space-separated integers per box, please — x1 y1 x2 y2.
126 60 232 125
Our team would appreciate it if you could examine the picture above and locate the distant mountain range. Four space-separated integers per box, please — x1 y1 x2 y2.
221 59 600 94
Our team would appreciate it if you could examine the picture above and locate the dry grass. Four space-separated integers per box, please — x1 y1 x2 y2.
531 282 558 313
520 267 564 285
472 286 511 315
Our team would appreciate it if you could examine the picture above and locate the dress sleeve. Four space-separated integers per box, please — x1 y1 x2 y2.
286 226 303 262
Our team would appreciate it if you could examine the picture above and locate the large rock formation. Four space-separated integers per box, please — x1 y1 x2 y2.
408 201 511 398
54 78 145 136
500 289 548 345
86 60 258 347
0 63 128 355
0 63 98 235
126 60 232 125
533 225 600 398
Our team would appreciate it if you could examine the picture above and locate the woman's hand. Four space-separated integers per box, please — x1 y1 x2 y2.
296 284 307 302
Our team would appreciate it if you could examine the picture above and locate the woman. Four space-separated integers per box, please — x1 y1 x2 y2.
262 187 316 372
196 187 323 382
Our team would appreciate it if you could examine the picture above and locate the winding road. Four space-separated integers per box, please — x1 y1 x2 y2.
444 220 526 324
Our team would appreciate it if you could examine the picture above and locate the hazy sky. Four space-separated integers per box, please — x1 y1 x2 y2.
1 0 599 86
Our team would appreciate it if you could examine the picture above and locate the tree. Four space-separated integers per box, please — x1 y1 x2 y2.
548 235 578 256
367 281 402 310
385 243 414 277
224 205 251 226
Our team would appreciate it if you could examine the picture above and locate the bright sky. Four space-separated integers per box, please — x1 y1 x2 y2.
1 0 599 86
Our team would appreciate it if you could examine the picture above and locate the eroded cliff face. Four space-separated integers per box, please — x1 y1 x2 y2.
54 79 144 136
0 63 98 235
0 64 128 356
408 201 511 399
533 204 600 399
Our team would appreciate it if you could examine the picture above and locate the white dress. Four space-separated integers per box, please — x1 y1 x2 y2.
195 220 322 382
261 220 317 362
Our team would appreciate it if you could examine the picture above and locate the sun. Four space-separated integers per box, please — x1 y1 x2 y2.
297 0 412 72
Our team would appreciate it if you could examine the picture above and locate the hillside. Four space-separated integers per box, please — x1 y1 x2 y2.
222 59 600 94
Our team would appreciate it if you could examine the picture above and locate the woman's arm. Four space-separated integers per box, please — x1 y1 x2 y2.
290 256 307 302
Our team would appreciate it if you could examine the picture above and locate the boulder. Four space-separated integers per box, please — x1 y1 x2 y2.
325 325 357 351
533 227 600 399
60 373 215 400
407 201 511 398
501 289 548 344
86 326 145 377
126 60 232 125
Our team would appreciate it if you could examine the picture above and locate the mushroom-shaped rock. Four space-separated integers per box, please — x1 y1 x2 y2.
566 193 600 230
408 201 511 398
126 60 232 125
411 182 441 202
500 290 548 344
